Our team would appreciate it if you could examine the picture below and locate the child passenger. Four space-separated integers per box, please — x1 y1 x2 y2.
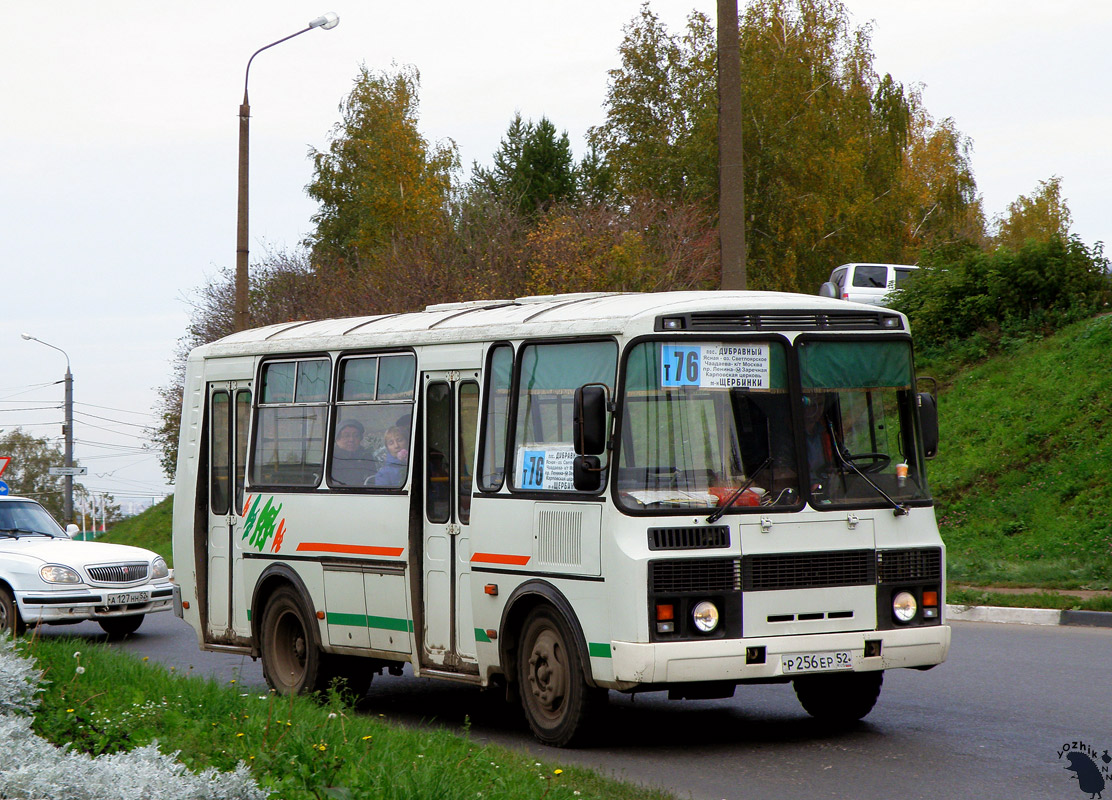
374 425 409 487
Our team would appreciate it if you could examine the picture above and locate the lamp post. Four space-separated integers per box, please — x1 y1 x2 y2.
235 12 340 332
21 334 74 525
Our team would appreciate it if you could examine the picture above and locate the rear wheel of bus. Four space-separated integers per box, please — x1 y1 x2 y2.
793 670 883 723
517 605 606 747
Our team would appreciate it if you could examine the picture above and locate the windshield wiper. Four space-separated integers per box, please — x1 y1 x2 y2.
0 527 53 537
826 420 907 517
706 457 771 524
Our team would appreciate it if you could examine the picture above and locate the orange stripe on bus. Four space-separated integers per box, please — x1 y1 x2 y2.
296 543 405 557
471 552 531 566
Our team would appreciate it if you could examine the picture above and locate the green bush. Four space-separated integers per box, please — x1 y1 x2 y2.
891 235 1110 356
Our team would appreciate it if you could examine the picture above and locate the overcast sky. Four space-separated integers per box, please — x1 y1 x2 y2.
2 1 1108 509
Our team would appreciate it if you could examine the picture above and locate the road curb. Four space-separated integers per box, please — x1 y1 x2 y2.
946 604 1112 628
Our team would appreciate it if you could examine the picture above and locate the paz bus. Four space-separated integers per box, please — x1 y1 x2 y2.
171 290 949 746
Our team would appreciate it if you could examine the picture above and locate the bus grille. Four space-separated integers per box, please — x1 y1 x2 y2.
86 563 149 585
877 548 942 583
648 525 730 551
743 550 875 591
650 558 741 593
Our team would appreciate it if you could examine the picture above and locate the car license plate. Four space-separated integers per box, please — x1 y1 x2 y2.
106 591 150 605
781 650 853 674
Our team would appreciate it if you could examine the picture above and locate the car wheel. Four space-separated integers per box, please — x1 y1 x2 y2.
0 587 26 637
260 585 328 695
98 614 144 639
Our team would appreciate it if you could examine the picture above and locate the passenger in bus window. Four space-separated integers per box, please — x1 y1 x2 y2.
331 419 376 486
803 394 837 489
374 425 410 487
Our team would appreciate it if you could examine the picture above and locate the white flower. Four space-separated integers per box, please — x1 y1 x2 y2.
74 666 85 675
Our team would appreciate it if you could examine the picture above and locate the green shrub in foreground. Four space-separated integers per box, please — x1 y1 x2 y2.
20 636 674 800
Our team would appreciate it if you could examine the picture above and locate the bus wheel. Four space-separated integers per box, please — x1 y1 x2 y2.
0 587 26 637
793 671 883 723
261 586 326 695
517 606 605 747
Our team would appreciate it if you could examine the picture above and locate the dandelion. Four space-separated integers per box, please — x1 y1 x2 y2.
328 712 337 720
230 679 237 684
142 656 149 662
361 735 372 741
66 709 74 714
417 754 425 758
554 769 563 775
236 733 245 738
75 666 85 675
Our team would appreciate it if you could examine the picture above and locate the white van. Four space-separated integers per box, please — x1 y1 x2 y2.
820 263 918 306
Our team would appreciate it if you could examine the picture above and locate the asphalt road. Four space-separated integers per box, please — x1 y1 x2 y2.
35 613 1112 800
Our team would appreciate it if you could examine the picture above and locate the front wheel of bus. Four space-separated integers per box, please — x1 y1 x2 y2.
517 606 605 747
261 586 327 695
793 670 883 723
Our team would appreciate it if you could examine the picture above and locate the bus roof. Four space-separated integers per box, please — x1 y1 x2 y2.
191 290 905 359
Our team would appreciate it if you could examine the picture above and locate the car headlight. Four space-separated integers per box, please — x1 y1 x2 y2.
151 556 169 580
41 564 81 584
893 591 918 623
692 601 720 633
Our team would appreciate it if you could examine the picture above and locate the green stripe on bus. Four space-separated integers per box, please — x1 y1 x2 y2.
474 628 492 643
327 612 412 632
588 642 612 658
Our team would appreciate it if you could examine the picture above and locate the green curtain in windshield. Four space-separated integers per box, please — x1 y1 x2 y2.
798 340 912 389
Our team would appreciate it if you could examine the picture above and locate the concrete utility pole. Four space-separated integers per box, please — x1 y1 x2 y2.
21 334 74 524
235 13 340 332
717 0 747 290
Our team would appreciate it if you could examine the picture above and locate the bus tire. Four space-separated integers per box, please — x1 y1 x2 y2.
260 585 328 695
517 605 605 747
0 587 25 637
793 670 883 723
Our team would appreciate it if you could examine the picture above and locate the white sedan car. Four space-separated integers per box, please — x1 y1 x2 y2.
0 494 173 638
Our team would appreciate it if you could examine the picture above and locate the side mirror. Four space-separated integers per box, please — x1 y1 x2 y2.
573 455 602 492
918 391 939 458
66 523 81 539
819 281 839 299
573 384 608 456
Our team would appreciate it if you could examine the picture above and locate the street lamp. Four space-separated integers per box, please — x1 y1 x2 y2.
20 333 74 525
235 12 340 332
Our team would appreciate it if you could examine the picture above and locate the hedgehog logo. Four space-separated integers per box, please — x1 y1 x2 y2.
1059 742 1112 799
1065 752 1106 799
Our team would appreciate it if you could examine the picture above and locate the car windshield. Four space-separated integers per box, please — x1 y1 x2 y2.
0 501 65 537
615 338 931 514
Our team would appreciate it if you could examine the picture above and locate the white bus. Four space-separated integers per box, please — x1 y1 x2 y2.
172 290 949 747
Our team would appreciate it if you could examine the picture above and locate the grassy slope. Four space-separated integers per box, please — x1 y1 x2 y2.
924 313 1112 589
113 316 1112 591
99 495 173 566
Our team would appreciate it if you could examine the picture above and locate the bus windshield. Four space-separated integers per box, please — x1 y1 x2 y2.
615 338 930 513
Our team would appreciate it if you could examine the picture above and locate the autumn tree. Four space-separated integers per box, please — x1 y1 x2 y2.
591 0 985 293
993 176 1072 250
0 429 78 521
307 64 459 264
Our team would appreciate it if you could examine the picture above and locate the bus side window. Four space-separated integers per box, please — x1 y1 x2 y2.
478 344 513 491
251 359 330 488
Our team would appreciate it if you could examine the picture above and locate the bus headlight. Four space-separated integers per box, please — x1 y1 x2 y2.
892 591 918 623
692 601 720 633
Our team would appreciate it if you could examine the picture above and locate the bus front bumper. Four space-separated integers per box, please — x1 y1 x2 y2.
608 625 950 686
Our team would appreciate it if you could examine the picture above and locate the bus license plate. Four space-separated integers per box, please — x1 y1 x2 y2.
107 590 150 605
781 651 853 674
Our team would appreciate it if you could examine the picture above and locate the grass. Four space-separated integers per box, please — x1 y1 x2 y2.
18 636 675 800
947 586 1112 613
99 496 173 566
924 313 1112 589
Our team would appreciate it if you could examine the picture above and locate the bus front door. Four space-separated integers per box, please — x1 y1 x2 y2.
421 372 480 672
205 382 251 643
